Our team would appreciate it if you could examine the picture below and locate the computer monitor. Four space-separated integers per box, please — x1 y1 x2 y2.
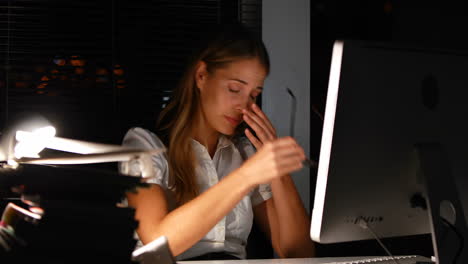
311 40 468 262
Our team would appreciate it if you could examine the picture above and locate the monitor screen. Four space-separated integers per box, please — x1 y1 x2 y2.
310 40 468 246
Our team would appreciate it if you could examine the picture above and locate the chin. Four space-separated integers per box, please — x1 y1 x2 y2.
217 126 236 136
221 129 236 136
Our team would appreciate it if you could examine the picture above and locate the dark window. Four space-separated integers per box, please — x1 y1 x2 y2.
0 0 262 144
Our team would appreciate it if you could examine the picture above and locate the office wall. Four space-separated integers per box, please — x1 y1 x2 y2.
262 0 311 211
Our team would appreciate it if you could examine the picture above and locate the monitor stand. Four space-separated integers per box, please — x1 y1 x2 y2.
416 143 468 264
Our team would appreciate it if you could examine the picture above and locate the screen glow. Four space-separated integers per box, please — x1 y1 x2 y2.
311 41 344 242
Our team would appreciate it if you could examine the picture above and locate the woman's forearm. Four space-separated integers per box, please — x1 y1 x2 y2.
270 175 315 257
144 169 253 257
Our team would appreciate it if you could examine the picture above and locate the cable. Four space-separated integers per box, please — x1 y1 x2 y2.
286 87 296 137
440 216 464 264
286 87 319 168
357 217 401 264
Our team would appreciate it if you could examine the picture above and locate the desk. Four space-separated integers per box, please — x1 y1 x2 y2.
179 258 353 264
178 256 432 264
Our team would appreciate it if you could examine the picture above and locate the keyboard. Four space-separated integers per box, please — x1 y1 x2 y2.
324 255 433 264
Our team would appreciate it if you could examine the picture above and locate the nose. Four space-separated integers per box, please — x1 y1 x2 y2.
235 96 251 113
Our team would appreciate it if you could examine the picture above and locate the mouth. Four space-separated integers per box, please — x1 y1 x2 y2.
224 115 241 126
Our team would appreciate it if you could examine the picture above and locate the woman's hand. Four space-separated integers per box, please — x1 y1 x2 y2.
238 137 305 185
242 103 277 148
239 104 305 185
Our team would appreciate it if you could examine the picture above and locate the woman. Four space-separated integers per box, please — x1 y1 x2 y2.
121 24 315 260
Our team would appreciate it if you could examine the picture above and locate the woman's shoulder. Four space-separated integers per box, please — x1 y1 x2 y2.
120 127 169 185
122 127 166 150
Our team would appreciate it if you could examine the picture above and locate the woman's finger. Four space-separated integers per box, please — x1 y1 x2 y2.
273 144 305 174
244 109 276 136
245 128 263 149
274 138 306 158
243 114 273 143
251 104 276 134
244 110 276 138
274 145 306 163
277 160 304 175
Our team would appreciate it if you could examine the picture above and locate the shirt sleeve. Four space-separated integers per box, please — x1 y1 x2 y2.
236 137 273 207
119 127 169 188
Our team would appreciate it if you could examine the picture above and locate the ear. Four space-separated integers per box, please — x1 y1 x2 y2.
195 61 208 91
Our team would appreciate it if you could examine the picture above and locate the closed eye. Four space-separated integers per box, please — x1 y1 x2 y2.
229 88 240 93
250 91 261 100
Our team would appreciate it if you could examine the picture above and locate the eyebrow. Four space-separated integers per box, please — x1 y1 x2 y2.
229 78 263 91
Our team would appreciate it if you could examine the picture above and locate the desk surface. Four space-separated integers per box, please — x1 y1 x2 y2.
179 258 354 264
178 256 432 264
179 258 352 264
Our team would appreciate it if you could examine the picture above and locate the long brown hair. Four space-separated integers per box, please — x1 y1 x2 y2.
157 24 270 205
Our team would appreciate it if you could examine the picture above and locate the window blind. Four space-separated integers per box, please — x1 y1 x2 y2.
0 0 262 143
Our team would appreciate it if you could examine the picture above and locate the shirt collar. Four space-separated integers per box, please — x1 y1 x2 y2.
217 134 234 149
190 134 234 153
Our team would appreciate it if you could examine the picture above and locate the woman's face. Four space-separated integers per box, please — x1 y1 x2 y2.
196 58 267 136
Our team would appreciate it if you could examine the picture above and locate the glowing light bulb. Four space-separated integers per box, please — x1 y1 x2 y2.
14 126 56 159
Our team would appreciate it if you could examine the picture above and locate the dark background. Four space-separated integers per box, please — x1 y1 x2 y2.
1 0 468 260
308 0 468 258
0 0 262 144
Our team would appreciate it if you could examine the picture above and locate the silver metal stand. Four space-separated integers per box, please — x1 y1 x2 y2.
416 143 468 264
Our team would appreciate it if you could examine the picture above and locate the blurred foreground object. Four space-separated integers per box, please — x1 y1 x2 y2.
0 116 165 263
132 236 175 264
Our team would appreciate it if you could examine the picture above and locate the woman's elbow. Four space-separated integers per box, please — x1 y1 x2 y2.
278 241 315 258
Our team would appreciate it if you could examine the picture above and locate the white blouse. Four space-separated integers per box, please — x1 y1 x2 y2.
120 127 272 260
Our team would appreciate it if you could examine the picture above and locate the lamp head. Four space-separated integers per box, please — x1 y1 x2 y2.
0 114 55 163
